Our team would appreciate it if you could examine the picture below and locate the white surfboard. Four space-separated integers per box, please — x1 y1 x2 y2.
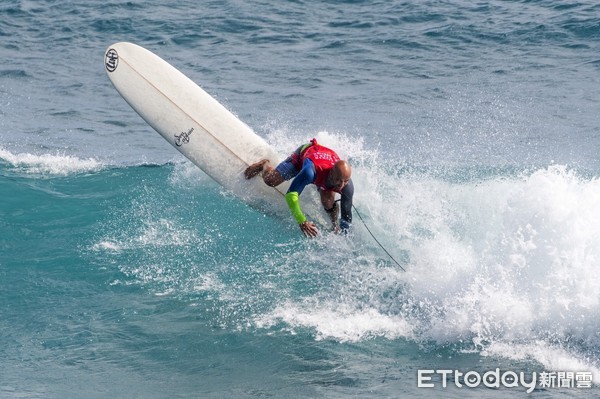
104 42 300 217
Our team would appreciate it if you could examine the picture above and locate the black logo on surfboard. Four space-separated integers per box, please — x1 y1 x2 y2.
105 48 119 72
175 128 194 146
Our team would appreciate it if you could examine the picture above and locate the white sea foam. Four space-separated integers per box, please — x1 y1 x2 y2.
256 130 600 376
483 341 600 383
256 301 413 343
0 147 103 176
91 241 123 252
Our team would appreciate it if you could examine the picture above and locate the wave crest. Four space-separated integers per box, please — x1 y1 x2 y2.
0 148 103 176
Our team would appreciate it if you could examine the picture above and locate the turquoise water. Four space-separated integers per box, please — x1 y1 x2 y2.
1 1 600 398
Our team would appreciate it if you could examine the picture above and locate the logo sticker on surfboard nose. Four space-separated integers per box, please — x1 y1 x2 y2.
105 49 119 72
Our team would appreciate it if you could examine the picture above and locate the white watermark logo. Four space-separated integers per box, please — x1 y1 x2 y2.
418 369 593 393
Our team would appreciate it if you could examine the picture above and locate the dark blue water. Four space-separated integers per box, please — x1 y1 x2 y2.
1 1 599 397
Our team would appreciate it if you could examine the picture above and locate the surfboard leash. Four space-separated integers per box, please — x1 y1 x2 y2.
352 204 406 271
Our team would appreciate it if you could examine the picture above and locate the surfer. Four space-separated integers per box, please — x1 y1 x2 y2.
245 138 353 237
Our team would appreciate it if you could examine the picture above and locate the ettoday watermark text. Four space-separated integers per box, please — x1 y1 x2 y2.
417 369 593 393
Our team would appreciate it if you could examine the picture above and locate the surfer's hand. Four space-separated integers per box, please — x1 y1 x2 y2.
300 221 319 238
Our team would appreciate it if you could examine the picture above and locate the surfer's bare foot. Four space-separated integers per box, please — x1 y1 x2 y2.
244 159 269 179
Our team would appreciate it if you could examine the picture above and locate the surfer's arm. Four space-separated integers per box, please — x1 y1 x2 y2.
339 179 354 232
285 159 318 236
288 158 316 195
285 192 318 237
285 159 316 222
285 191 306 224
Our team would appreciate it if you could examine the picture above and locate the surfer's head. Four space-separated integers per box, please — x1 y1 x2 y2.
330 160 352 191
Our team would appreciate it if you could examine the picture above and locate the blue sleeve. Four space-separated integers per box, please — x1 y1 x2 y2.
287 158 316 194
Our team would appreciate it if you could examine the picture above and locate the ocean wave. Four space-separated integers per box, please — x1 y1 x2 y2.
22 131 594 380
234 136 599 377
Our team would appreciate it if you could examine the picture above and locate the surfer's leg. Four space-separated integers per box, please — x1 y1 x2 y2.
245 155 299 187
244 159 269 179
264 158 299 187
262 163 285 187
244 159 286 186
